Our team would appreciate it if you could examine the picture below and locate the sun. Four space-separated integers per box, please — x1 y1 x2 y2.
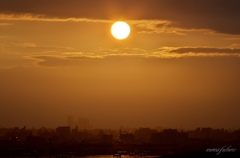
111 21 131 40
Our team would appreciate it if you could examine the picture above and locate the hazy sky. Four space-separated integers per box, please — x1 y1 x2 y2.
1 0 240 129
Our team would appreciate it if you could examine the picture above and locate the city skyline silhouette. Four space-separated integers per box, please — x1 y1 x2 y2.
0 123 239 157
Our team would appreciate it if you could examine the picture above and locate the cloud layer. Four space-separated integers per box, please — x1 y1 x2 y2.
0 0 240 35
23 46 240 67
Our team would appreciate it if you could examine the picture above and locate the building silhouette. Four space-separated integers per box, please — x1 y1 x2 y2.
67 116 74 130
75 117 90 130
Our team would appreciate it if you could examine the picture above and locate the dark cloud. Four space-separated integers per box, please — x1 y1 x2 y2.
0 0 240 34
171 47 240 54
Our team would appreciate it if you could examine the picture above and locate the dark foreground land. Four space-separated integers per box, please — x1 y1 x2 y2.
0 140 239 157
0 126 239 157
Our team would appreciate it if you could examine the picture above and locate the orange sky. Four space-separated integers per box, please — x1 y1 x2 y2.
0 0 240 129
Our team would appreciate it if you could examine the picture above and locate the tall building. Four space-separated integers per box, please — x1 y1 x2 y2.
67 116 74 130
67 116 91 130
76 117 90 130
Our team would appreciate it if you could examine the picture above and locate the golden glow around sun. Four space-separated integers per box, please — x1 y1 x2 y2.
111 21 131 40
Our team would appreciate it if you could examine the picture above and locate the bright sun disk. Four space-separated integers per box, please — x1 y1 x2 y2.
111 21 130 40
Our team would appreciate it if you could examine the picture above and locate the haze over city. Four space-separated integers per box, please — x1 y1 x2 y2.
1 0 240 129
